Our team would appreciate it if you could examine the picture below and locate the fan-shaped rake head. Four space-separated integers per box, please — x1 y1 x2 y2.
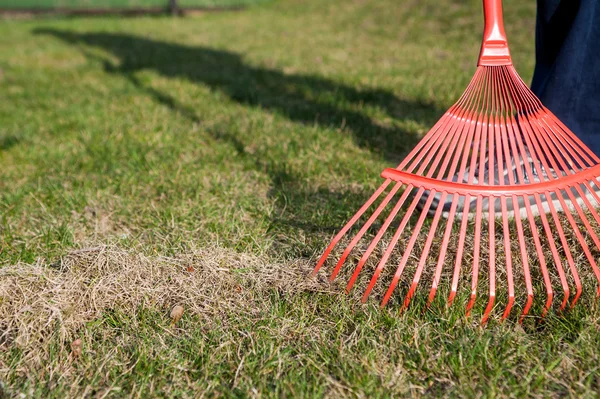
312 0 600 323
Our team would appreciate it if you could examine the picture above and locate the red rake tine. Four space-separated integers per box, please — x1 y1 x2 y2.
466 196 484 317
402 191 448 310
361 188 425 302
445 196 470 306
328 184 402 281
313 0 600 322
497 88 538 319
345 186 412 293
381 191 436 308
427 195 460 307
446 77 490 308
425 73 489 308
312 179 391 277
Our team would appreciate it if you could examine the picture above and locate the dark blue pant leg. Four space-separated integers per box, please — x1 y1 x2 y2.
531 0 600 156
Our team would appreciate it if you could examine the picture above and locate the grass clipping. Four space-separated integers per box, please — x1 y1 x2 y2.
0 245 331 355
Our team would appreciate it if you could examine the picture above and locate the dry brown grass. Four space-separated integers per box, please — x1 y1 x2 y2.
0 245 333 369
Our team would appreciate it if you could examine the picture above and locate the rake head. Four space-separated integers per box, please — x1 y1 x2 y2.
313 0 600 323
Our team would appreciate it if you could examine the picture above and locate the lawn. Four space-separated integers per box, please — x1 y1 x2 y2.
0 0 267 9
1 0 599 397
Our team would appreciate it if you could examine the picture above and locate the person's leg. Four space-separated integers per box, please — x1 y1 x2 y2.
531 0 600 155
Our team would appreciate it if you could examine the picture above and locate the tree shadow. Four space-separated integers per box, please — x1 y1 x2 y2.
34 28 443 252
34 28 443 161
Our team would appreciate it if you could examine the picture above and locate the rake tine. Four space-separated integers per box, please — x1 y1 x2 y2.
313 180 392 276
329 184 402 281
523 197 554 318
573 184 600 225
499 108 538 320
543 108 600 164
503 115 543 323
537 113 593 169
581 180 600 286
466 195 484 317
402 115 457 175
481 196 496 325
395 94 474 306
545 190 583 308
381 190 437 308
564 187 600 294
428 195 460 307
510 97 569 318
499 195 515 320
481 97 497 325
554 190 600 299
426 78 488 307
490 77 515 321
401 78 482 173
533 192 570 313
447 86 488 307
403 192 449 310
403 88 476 176
465 74 492 318
504 180 535 319
447 196 471 306
396 83 476 173
539 104 600 277
583 181 600 205
346 186 414 292
410 112 482 309
521 123 571 317
362 188 426 302
513 197 535 320
520 109 576 312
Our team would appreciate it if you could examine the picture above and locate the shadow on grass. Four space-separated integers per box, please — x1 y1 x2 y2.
35 28 443 253
0 134 20 151
34 28 442 161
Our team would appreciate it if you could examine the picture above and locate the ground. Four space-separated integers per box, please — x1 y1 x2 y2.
1 0 599 397
0 1 266 9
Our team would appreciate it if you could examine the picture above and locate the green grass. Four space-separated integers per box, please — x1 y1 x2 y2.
1 0 599 397
0 0 268 9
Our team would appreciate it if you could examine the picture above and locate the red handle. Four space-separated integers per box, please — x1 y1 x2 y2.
478 0 512 66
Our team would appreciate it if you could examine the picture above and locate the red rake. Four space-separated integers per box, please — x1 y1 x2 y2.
313 0 600 323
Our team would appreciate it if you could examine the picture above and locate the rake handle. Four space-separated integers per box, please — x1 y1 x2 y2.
478 0 512 66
